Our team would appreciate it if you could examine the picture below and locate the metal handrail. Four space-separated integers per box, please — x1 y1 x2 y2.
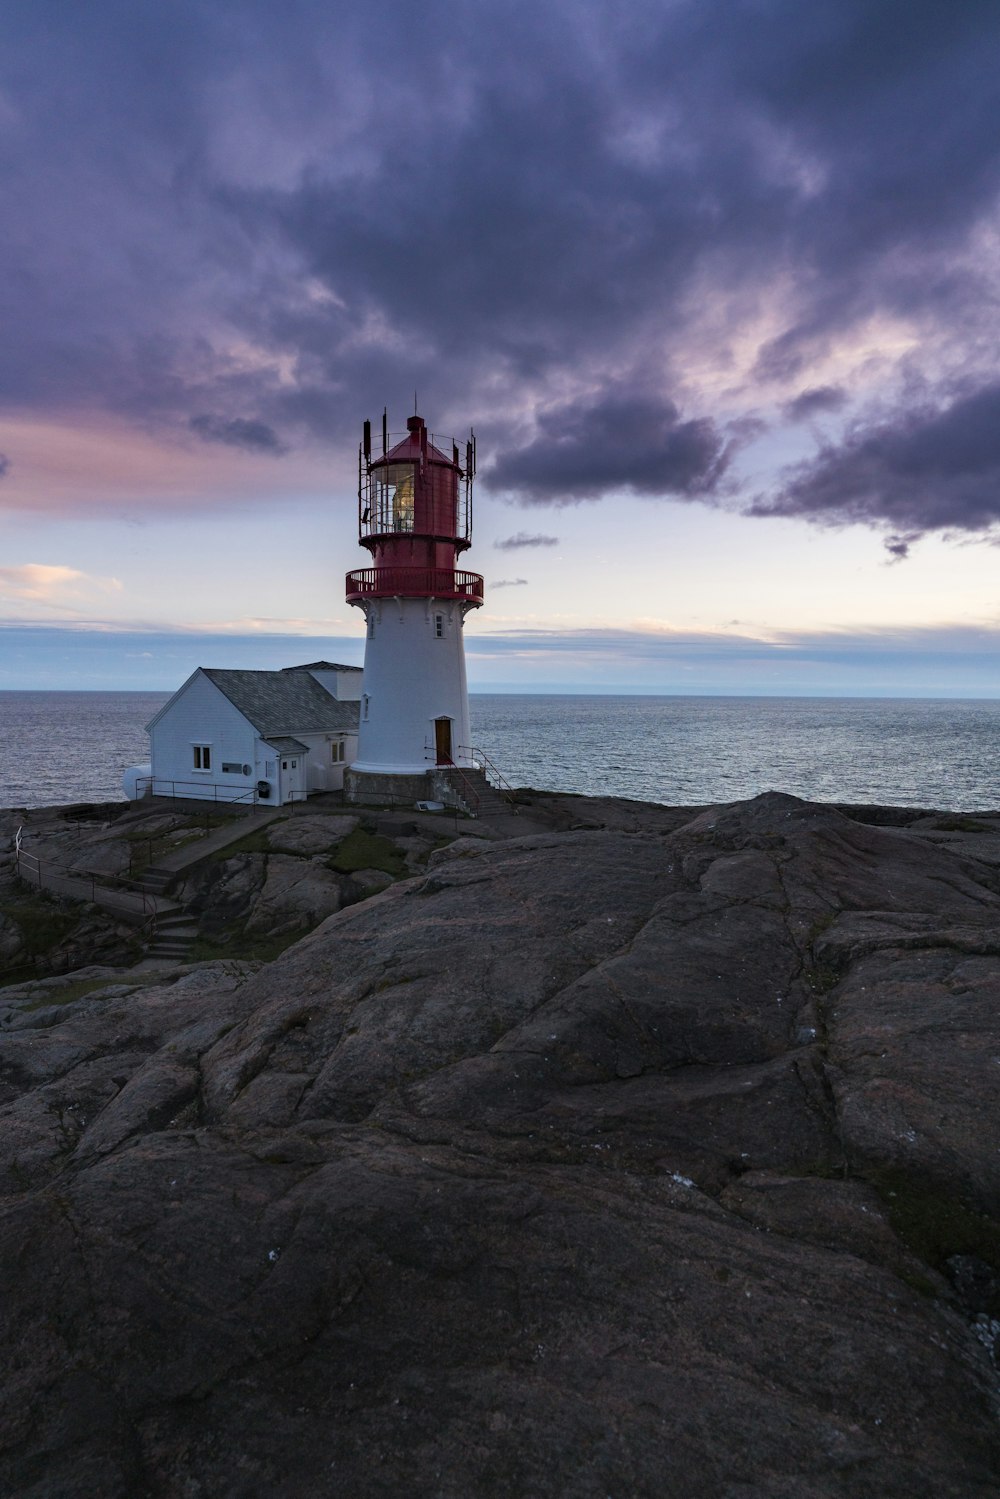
459 746 519 811
14 828 158 936
135 776 260 805
367 429 465 457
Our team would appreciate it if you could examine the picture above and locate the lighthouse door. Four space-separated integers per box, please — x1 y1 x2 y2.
434 717 453 765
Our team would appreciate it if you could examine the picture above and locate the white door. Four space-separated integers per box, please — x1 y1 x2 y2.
279 756 305 803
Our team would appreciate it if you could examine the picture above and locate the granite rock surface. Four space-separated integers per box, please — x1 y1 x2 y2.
1 792 999 1496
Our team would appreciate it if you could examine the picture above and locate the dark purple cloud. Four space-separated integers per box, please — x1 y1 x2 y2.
189 414 287 454
494 533 558 550
783 386 848 422
2 0 1000 540
486 388 730 504
0 454 10 479
754 381 1000 542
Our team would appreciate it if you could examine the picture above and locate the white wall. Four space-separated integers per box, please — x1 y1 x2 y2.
351 598 473 773
308 667 363 701
149 672 258 803
296 731 359 793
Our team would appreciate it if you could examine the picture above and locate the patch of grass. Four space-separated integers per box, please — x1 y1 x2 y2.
0 965 39 989
420 835 458 863
897 1267 940 1299
328 828 409 878
207 828 273 860
931 817 995 834
3 898 79 957
187 928 305 965
23 976 146 1011
123 813 244 873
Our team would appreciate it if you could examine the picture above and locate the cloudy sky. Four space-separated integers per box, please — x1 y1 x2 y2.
3 0 1000 693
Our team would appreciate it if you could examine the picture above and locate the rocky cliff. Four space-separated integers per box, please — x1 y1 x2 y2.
1 792 999 1496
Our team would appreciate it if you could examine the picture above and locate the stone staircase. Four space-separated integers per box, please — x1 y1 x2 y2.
128 810 281 962
435 766 513 819
133 866 174 900
127 866 194 961
144 909 200 962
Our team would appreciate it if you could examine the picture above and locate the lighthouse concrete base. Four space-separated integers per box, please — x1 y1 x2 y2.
344 768 433 809
345 766 480 815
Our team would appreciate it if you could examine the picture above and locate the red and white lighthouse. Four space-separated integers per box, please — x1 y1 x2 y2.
344 410 483 802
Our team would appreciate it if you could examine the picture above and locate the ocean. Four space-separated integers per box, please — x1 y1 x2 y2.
0 690 998 812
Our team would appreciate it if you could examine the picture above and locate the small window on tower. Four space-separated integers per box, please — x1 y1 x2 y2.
192 745 211 771
363 694 370 721
367 614 375 639
435 614 444 638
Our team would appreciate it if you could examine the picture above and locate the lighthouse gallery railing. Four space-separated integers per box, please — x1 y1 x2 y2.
346 567 484 602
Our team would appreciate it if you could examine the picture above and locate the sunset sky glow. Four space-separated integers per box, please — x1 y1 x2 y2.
3 1 1000 693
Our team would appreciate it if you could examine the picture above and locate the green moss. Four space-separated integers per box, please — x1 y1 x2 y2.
803 963 841 996
805 912 836 944
872 1169 1000 1311
328 828 409 878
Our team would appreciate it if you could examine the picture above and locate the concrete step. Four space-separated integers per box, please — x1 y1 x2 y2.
456 771 513 817
155 913 197 932
146 908 199 958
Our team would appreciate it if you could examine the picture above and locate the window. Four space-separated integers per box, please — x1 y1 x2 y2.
435 614 444 638
331 741 346 763
371 463 415 532
192 745 211 772
363 693 370 721
367 614 375 639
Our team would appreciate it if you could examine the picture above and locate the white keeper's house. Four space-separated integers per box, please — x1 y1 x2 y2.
131 661 362 806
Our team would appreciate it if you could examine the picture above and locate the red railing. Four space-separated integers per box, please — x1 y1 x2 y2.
346 567 484 603
460 745 519 812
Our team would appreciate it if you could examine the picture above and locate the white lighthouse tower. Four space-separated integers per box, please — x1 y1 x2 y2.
344 410 483 806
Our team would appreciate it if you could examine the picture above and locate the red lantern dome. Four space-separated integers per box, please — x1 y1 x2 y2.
346 413 483 607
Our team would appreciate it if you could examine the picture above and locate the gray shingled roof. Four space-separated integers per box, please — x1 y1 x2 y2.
281 661 362 673
263 736 311 755
202 668 360 736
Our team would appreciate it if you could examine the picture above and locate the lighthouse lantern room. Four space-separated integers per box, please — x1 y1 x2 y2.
344 410 483 805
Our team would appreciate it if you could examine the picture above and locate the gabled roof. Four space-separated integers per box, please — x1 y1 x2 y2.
282 661 362 673
263 735 310 755
201 668 360 735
